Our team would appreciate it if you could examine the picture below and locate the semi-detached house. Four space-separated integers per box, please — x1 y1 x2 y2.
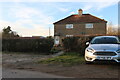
53 9 107 45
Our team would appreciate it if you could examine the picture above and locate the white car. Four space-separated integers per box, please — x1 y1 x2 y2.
85 36 120 64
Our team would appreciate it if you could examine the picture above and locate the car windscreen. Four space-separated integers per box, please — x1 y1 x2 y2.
91 37 119 44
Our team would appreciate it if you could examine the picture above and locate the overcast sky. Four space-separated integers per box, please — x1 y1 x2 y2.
0 0 119 37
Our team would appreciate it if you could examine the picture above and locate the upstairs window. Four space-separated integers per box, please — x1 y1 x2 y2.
66 24 73 29
85 23 93 28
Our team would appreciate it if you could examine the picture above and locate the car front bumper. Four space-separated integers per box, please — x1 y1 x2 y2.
85 51 120 63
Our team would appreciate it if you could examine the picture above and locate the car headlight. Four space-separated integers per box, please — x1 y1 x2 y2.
116 49 120 53
87 48 94 53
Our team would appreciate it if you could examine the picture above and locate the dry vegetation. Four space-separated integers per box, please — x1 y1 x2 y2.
107 22 118 35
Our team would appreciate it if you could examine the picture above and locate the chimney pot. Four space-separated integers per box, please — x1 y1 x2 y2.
78 9 83 16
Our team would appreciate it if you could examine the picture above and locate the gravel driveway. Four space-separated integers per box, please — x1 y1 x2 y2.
2 52 120 78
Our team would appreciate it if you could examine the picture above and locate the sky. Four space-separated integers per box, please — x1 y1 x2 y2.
0 0 119 37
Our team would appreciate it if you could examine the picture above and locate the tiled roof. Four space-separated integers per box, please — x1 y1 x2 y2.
54 14 107 24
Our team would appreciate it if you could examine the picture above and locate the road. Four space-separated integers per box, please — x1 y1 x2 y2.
2 68 67 78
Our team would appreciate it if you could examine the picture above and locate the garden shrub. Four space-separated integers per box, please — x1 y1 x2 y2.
62 37 79 52
62 36 94 55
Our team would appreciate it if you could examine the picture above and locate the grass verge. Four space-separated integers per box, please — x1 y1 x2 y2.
38 52 85 66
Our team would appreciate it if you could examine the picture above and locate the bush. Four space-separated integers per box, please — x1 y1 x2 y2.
2 38 54 53
62 36 94 55
77 37 89 54
62 37 79 52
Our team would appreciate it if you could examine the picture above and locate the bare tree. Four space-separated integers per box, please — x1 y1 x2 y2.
107 22 118 35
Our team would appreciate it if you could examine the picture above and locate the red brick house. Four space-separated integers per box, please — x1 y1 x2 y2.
53 9 107 45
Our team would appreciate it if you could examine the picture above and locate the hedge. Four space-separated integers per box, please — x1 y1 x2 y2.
2 38 54 53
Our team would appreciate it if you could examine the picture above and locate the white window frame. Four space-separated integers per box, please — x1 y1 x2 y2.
85 23 93 28
66 24 73 29
66 35 73 37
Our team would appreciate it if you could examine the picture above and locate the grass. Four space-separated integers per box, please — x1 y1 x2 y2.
38 52 85 66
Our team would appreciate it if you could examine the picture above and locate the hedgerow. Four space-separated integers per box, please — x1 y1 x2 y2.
2 38 54 54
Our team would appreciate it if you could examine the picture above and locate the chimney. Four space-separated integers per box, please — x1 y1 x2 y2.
78 9 83 16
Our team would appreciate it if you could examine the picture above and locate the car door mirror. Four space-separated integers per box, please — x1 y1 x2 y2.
86 42 89 45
